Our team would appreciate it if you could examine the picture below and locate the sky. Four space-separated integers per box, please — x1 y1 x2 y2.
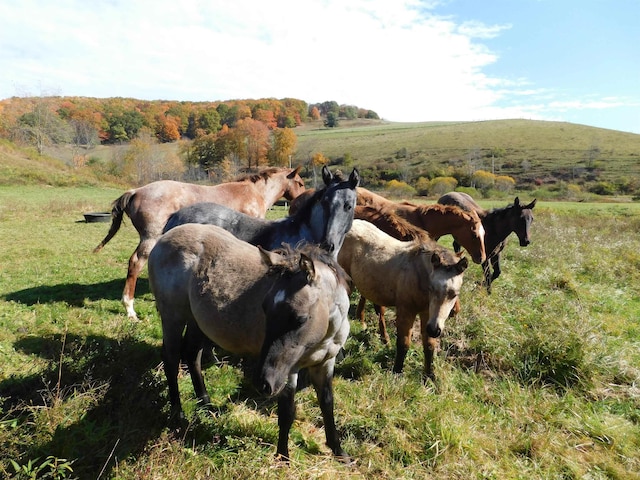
1 0 639 134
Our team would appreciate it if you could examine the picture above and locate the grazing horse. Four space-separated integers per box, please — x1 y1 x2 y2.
337 220 468 381
93 167 305 319
148 224 352 461
164 166 360 259
438 192 537 293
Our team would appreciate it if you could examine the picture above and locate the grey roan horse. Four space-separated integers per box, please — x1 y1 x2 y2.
148 224 352 461
164 166 361 259
438 192 536 293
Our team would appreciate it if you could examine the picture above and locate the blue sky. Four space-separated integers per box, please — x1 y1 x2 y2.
1 0 638 133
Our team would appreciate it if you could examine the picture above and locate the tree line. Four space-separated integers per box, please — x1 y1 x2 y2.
0 96 379 173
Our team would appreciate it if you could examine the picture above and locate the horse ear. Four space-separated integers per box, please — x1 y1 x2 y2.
299 253 316 283
287 165 302 178
524 198 537 210
431 252 442 268
258 246 284 267
349 168 360 188
322 165 333 186
514 197 521 207
456 256 469 273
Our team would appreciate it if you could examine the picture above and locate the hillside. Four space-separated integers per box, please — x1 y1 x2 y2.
294 119 640 188
3 119 639 194
0 140 116 187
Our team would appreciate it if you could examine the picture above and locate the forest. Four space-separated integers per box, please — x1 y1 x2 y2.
0 95 379 179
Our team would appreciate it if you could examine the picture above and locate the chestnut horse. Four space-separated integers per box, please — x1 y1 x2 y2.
149 225 351 461
338 220 468 381
438 192 536 293
94 167 305 320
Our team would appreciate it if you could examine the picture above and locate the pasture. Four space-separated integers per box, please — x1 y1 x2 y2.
1 185 639 479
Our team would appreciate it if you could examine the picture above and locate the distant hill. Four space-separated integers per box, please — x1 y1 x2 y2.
293 118 640 189
2 118 639 194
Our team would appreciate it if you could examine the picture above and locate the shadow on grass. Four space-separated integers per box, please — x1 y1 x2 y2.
1 331 336 476
1 332 164 478
2 278 150 306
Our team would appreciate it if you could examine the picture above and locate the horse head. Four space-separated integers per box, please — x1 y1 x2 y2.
283 165 306 201
257 245 350 397
424 248 468 339
512 197 537 247
309 166 360 257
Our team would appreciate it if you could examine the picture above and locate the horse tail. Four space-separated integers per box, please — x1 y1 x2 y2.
93 191 134 253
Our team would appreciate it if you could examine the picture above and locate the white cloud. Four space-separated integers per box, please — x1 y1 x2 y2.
1 0 638 132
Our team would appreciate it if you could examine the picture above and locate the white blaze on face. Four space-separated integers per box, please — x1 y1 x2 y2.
272 289 286 306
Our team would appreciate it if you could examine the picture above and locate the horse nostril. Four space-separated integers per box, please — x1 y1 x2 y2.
427 325 442 338
260 380 273 396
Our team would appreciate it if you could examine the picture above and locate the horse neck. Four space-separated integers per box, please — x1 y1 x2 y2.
483 211 514 250
412 207 465 238
260 176 291 206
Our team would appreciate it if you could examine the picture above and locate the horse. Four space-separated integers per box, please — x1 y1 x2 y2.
337 220 469 381
351 206 462 343
93 167 305 320
438 192 537 293
163 166 360 259
148 224 352 461
344 196 485 344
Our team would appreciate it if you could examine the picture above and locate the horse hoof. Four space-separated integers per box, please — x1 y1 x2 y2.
335 451 355 465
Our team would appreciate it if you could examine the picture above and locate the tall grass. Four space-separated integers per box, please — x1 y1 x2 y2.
0 186 639 479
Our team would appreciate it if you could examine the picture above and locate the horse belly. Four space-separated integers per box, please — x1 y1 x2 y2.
189 274 267 356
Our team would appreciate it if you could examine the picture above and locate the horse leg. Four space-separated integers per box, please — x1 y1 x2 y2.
419 312 439 383
356 296 367 330
482 259 493 294
490 252 501 281
308 361 349 461
183 322 211 409
161 315 186 424
393 311 414 374
123 238 155 320
276 383 296 461
373 304 390 344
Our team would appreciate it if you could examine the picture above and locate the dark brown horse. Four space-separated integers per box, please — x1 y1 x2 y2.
94 167 305 319
438 192 537 293
148 224 352 461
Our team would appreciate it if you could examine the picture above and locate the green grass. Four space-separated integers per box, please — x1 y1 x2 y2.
1 186 639 479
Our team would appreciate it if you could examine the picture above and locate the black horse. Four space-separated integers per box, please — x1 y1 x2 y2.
438 192 536 293
164 166 360 260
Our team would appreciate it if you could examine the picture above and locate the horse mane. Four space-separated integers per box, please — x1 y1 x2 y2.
233 167 285 183
270 243 351 289
487 202 518 219
355 205 429 242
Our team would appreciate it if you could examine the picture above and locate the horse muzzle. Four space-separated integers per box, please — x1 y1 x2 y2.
426 324 442 338
321 241 336 254
519 238 531 247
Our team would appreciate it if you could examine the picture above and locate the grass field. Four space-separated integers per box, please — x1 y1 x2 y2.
1 185 639 479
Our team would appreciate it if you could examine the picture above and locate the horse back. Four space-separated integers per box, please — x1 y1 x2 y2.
438 192 487 217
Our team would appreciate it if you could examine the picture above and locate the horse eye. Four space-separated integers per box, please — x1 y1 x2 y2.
344 203 352 211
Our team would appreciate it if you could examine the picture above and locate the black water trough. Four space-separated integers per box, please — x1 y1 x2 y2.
84 212 111 223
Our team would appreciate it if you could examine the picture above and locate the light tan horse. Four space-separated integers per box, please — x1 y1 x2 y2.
352 194 485 344
94 167 305 319
338 220 468 381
